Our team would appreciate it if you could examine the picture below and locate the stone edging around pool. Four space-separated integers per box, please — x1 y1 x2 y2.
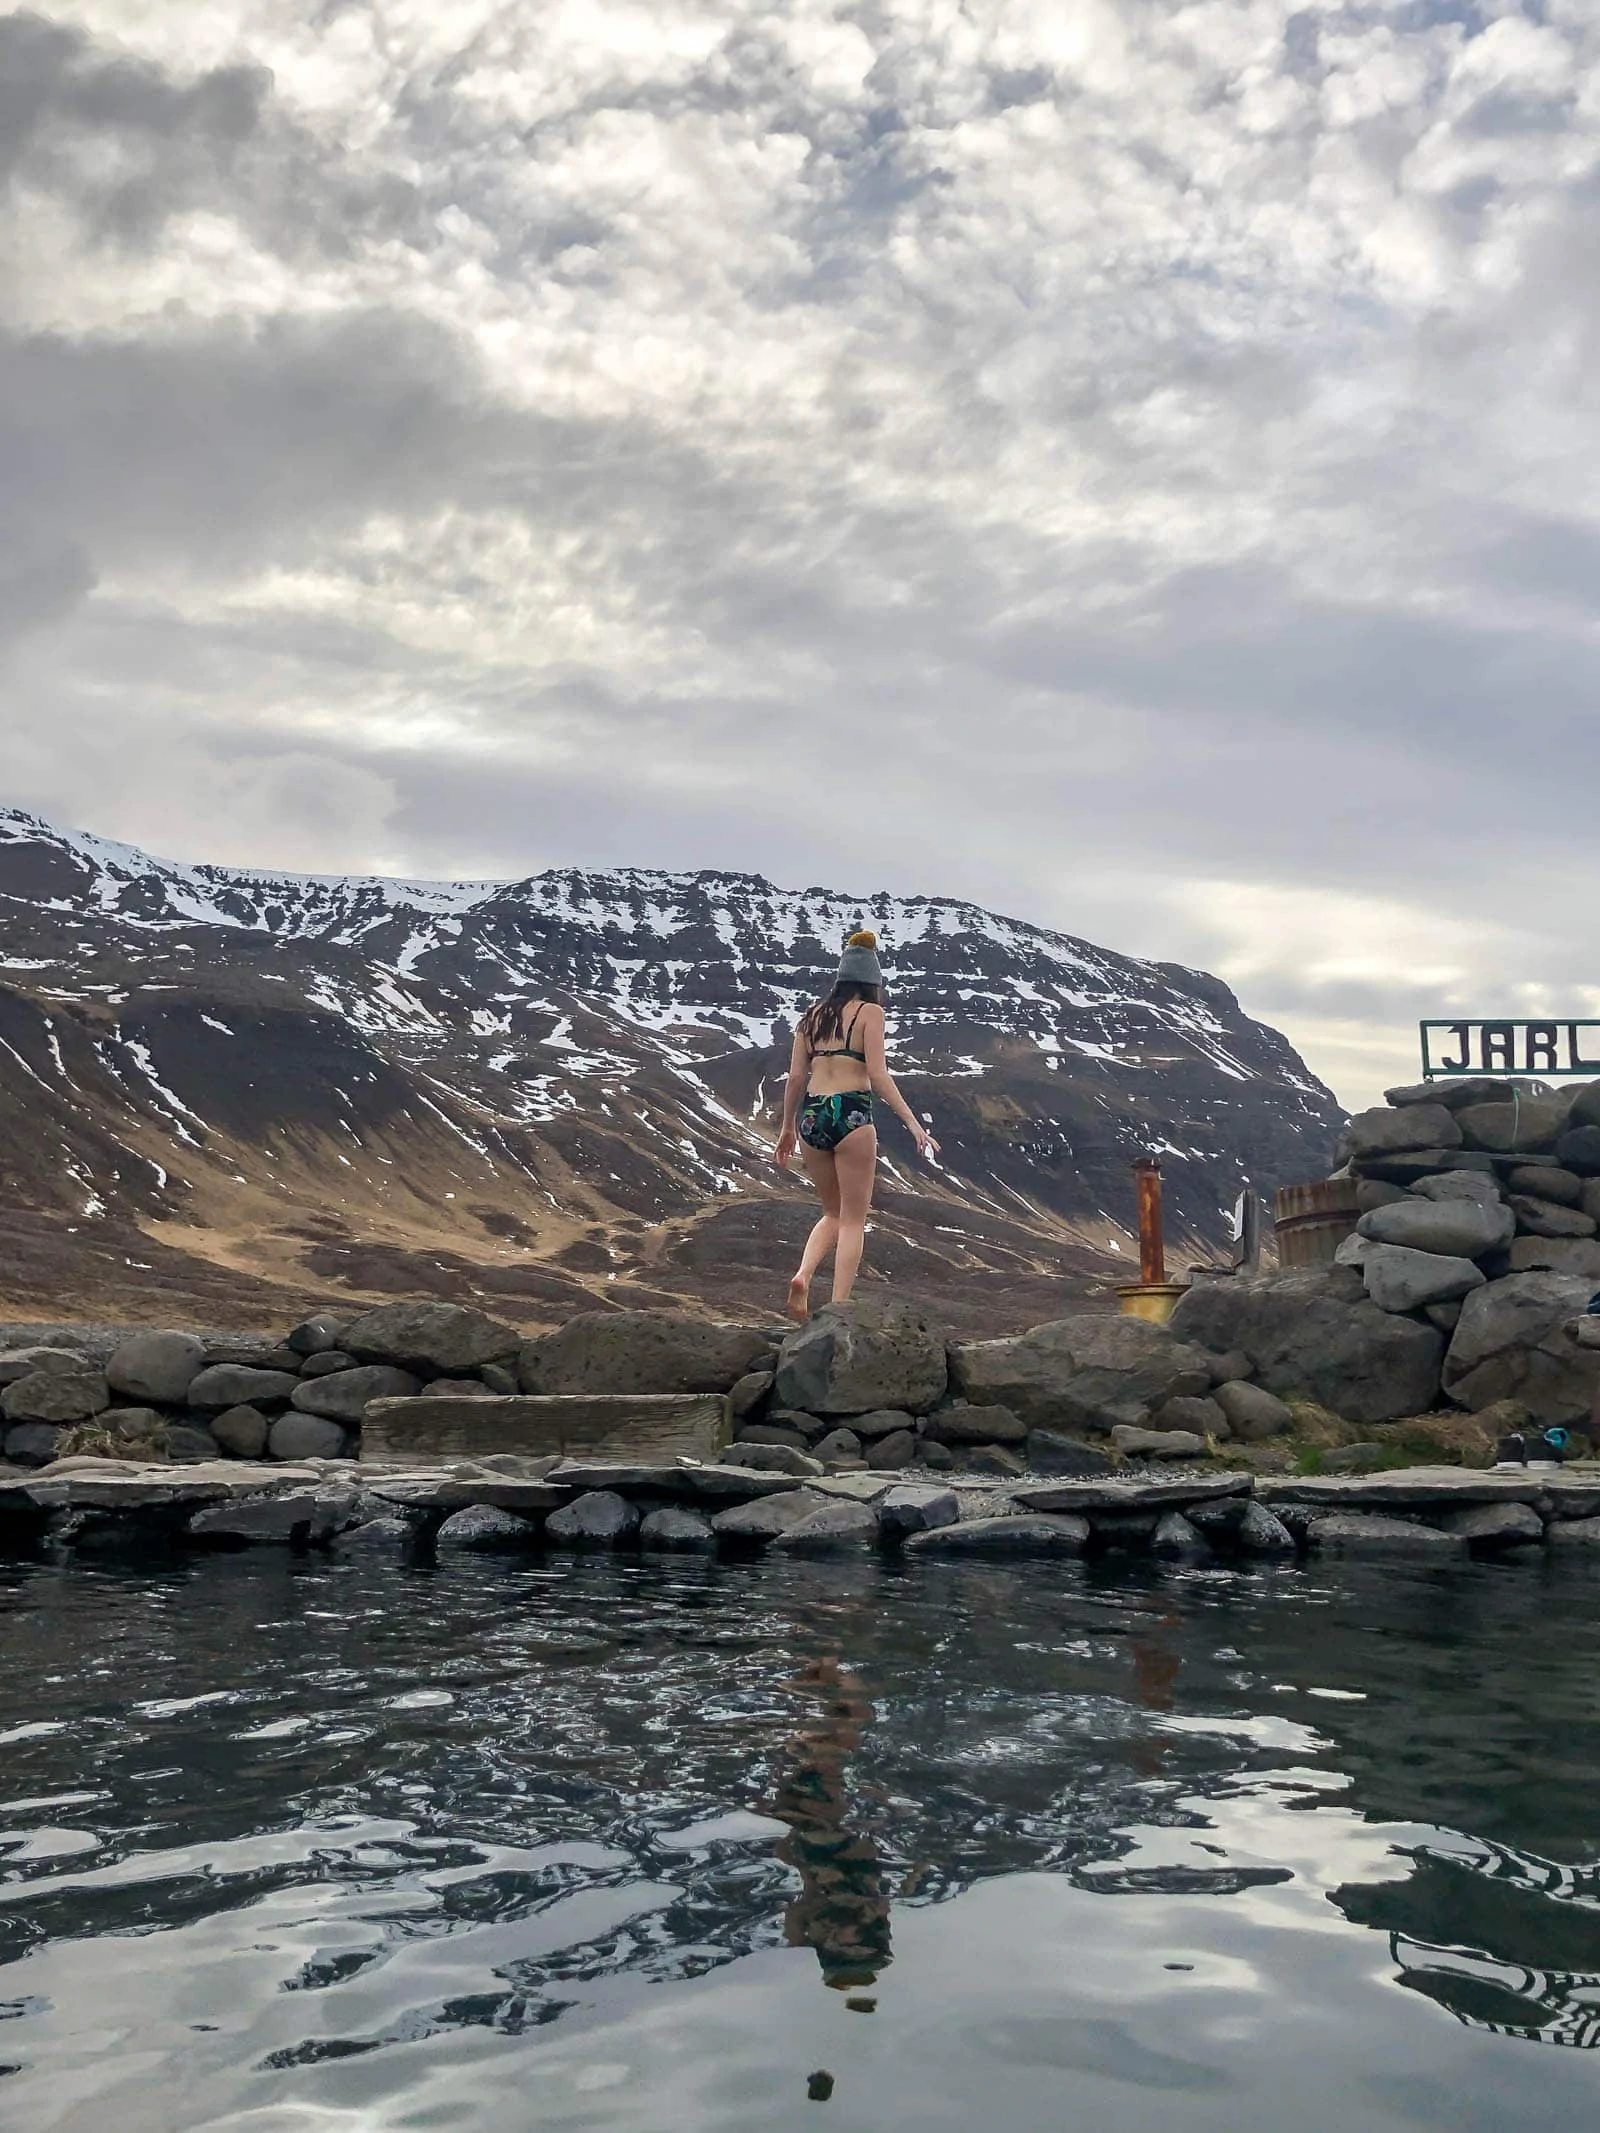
4 1456 1600 1563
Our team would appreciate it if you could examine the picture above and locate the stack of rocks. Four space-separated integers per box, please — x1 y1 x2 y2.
0 1300 1299 1477
727 1302 1294 1478
0 1302 533 1468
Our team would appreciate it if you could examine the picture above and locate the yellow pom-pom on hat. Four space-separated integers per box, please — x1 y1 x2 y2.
847 929 878 949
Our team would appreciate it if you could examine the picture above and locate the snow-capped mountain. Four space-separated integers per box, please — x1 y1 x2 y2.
0 805 1343 1332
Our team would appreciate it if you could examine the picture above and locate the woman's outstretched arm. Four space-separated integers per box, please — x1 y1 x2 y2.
774 1025 809 1168
861 1007 938 1155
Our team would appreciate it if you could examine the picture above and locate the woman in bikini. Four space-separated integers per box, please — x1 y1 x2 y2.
774 930 938 1322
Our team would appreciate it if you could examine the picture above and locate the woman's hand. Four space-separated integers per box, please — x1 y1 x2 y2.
915 1123 940 1160
774 1127 798 1170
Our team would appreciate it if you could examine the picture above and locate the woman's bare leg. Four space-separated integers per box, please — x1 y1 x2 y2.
789 1145 841 1320
829 1126 878 1303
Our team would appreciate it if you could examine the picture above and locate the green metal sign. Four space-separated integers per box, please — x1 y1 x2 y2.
1421 1020 1600 1080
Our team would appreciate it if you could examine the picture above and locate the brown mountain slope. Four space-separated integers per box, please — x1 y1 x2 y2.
0 808 1344 1334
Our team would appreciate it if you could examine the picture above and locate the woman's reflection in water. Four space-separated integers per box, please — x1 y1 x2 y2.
770 1651 892 1994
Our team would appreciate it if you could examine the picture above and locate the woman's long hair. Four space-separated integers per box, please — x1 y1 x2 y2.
798 980 880 1055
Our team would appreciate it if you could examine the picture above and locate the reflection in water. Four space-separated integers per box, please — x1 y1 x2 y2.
770 1652 891 1992
2 1550 1600 2128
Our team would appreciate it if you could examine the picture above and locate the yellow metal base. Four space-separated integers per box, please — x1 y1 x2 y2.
1114 1281 1188 1325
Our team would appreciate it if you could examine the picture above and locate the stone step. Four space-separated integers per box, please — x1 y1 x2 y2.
360 1392 730 1465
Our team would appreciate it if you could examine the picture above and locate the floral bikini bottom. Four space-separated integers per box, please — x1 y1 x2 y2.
798 1090 874 1152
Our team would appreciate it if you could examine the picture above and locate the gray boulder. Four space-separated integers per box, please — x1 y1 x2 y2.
1357 1197 1514 1259
4 1422 65 1464
1555 1126 1600 1176
1442 1271 1600 1425
719 1441 822 1476
188 1487 356 1546
1151 1511 1208 1559
734 1424 814 1455
106 1331 205 1405
185 1365 299 1411
1211 1380 1293 1440
422 1377 496 1398
1169 1267 1444 1424
0 1346 88 1387
1568 1082 1600 1131
1 1369 109 1423
1361 1244 1485 1315
915 1440 955 1470
1025 1430 1116 1475
436 1505 537 1551
287 1315 345 1355
1508 1166 1583 1207
1438 1501 1545 1548
950 1315 1212 1435
921 1402 1029 1446
543 1489 640 1547
849 1407 916 1439
267 1412 349 1462
1510 1195 1596 1239
211 1404 270 1458
343 1301 520 1376
729 1369 774 1419
340 1516 414 1551
1355 1150 1488 1186
1234 1501 1297 1556
1456 1096 1569 1154
102 1406 166 1441
905 1513 1090 1557
1153 1395 1228 1437
769 1500 880 1552
877 1485 960 1542
711 1489 831 1542
638 1506 716 1552
873 1429 918 1467
1411 1172 1504 1206
165 1424 220 1461
1425 1301 1464 1333
1386 1077 1513 1109
521 1309 770 1395
964 1443 1028 1478
812 1427 863 1465
774 1302 947 1416
296 1349 359 1379
1358 1181 1409 1213
1110 1425 1204 1458
1547 1518 1600 1549
1202 1349 1254 1383
1507 1236 1600 1278
290 1365 420 1423
1309 1513 1466 1559
1348 1104 1461 1155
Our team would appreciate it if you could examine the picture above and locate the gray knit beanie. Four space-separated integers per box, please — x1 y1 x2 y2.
835 929 883 986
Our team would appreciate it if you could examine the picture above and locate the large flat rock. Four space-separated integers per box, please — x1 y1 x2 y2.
1260 1466 1543 1509
360 1392 730 1464
366 1475 572 1513
1010 1472 1253 1514
547 1459 798 1503
0 1458 329 1512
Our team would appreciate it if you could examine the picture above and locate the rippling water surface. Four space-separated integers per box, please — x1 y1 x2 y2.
3 1548 1600 2130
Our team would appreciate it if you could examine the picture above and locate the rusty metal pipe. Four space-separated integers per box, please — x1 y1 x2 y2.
1134 1157 1165 1285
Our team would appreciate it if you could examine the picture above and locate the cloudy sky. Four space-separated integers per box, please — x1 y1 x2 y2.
2 0 1598 1108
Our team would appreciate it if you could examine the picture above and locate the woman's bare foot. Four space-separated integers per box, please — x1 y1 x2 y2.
786 1273 811 1323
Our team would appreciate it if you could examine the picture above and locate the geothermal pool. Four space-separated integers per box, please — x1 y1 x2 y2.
2 1550 1599 2130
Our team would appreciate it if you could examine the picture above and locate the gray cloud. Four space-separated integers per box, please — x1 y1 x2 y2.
3 0 1600 1106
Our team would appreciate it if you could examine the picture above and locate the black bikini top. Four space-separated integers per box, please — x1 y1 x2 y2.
810 1002 870 1062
